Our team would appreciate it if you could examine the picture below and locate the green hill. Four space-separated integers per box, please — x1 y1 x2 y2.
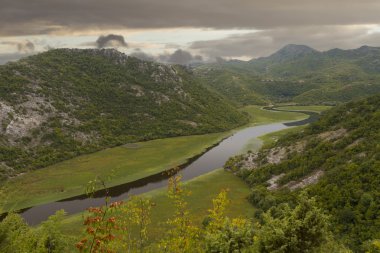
196 45 380 105
225 94 380 252
0 49 247 180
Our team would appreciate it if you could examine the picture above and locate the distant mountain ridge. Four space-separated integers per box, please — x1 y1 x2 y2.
248 44 380 72
252 44 319 63
252 44 380 61
0 49 247 180
195 44 380 105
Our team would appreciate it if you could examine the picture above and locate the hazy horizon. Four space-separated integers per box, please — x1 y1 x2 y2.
2 1 380 63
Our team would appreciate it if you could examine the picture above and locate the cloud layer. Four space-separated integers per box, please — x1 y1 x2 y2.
2 1 380 61
190 26 380 58
2 0 380 36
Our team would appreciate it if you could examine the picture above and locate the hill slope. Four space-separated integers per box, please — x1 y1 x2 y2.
225 95 380 251
196 45 380 105
0 49 247 180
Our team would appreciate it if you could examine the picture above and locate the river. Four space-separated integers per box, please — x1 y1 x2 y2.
19 110 319 225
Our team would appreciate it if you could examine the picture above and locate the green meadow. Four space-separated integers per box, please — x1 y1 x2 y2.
255 105 332 149
276 105 332 113
1 133 229 211
0 106 321 212
60 168 255 242
240 105 307 124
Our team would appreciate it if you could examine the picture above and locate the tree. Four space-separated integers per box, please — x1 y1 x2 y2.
256 193 329 253
0 211 68 253
76 176 124 253
158 175 201 253
203 189 255 253
120 196 154 252
366 240 380 253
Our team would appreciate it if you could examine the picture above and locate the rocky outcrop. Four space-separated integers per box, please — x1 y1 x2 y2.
267 170 324 191
266 140 307 165
318 128 347 141
267 173 286 191
1 95 56 144
284 170 324 191
266 147 287 164
226 140 308 173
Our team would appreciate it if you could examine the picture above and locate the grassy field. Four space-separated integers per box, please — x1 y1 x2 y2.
0 106 318 212
276 105 332 113
241 105 332 153
257 106 332 148
1 133 229 211
240 105 307 124
238 105 311 153
60 168 255 241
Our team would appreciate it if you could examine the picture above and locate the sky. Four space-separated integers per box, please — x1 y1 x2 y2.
2 0 380 64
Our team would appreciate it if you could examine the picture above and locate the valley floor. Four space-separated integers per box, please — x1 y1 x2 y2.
58 105 324 246
0 105 320 212
1 133 229 211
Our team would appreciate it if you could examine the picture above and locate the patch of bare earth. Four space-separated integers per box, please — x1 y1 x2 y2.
242 152 259 170
266 147 287 164
267 173 286 191
266 140 306 165
318 128 347 141
284 170 324 191
176 120 198 128
346 138 364 149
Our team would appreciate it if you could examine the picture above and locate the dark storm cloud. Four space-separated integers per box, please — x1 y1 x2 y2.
2 0 380 35
167 50 194 65
190 26 380 58
160 49 203 65
17 40 35 52
96 34 127 48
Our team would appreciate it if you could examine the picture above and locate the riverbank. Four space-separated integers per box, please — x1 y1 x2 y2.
0 106 309 213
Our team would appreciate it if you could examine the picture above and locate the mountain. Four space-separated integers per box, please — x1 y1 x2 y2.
249 44 380 77
195 45 380 105
225 94 380 252
252 44 319 63
194 67 269 106
0 49 247 180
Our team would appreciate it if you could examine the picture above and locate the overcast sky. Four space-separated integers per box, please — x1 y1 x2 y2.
1 0 380 63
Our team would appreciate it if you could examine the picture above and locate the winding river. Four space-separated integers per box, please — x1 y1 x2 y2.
19 110 319 225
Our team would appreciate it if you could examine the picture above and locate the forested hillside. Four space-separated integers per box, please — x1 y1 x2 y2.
225 94 380 252
0 49 247 180
196 45 380 105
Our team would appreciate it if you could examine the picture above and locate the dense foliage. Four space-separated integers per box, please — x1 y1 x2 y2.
0 175 344 252
226 94 380 252
0 211 69 253
196 45 380 105
0 49 247 180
